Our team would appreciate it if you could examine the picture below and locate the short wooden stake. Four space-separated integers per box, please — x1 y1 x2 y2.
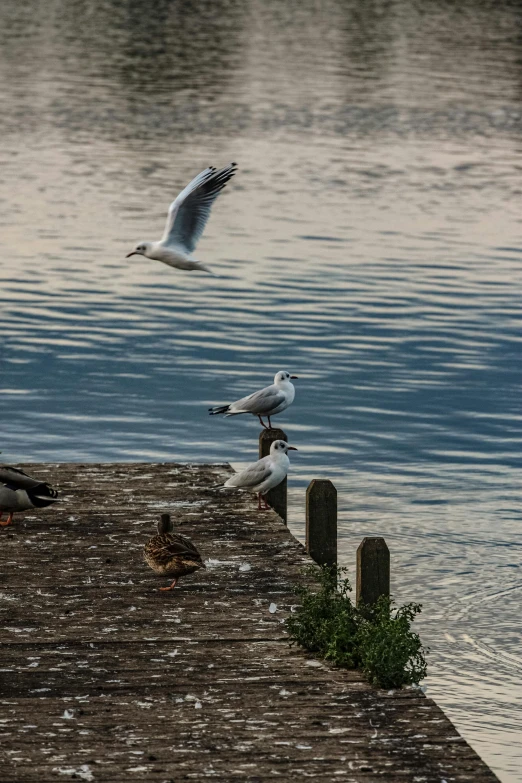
258 428 288 523
306 479 337 567
356 537 390 606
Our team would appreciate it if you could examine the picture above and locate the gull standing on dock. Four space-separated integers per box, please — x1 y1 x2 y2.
222 440 297 510
0 465 59 527
125 163 237 275
209 371 298 429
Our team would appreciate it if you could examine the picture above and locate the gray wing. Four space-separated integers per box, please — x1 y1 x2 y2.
161 163 237 253
169 532 202 558
225 457 273 489
0 466 43 491
229 385 286 415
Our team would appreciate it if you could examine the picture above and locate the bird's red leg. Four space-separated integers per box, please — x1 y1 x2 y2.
262 495 270 510
0 512 13 527
159 578 178 592
258 415 268 429
268 415 272 427
257 493 262 510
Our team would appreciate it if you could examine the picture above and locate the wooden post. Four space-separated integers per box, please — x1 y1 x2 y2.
356 537 390 606
258 428 287 523
306 479 337 566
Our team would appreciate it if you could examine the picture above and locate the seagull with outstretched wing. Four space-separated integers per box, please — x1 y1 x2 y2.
126 163 237 275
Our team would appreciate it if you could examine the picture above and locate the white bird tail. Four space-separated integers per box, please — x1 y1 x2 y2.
196 261 218 276
209 404 230 416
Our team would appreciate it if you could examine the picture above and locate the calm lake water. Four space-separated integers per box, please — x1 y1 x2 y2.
1 0 521 778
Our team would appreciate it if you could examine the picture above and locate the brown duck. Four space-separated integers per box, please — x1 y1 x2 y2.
144 514 206 591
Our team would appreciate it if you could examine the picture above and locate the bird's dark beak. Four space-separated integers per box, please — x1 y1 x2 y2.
287 446 298 451
290 375 299 379
125 251 138 258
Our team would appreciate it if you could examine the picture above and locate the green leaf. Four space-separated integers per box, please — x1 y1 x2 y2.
285 565 428 688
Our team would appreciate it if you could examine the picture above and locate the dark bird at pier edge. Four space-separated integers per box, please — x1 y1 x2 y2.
0 464 59 527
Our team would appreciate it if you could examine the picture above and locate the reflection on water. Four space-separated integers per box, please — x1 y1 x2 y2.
1 0 521 779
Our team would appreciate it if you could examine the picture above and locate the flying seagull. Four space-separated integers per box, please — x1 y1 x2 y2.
209 371 298 429
221 440 297 510
126 163 237 274
0 465 59 526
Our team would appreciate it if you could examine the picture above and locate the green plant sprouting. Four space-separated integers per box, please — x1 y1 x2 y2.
285 565 428 689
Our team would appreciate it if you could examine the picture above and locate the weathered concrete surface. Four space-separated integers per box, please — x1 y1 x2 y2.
0 463 498 782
